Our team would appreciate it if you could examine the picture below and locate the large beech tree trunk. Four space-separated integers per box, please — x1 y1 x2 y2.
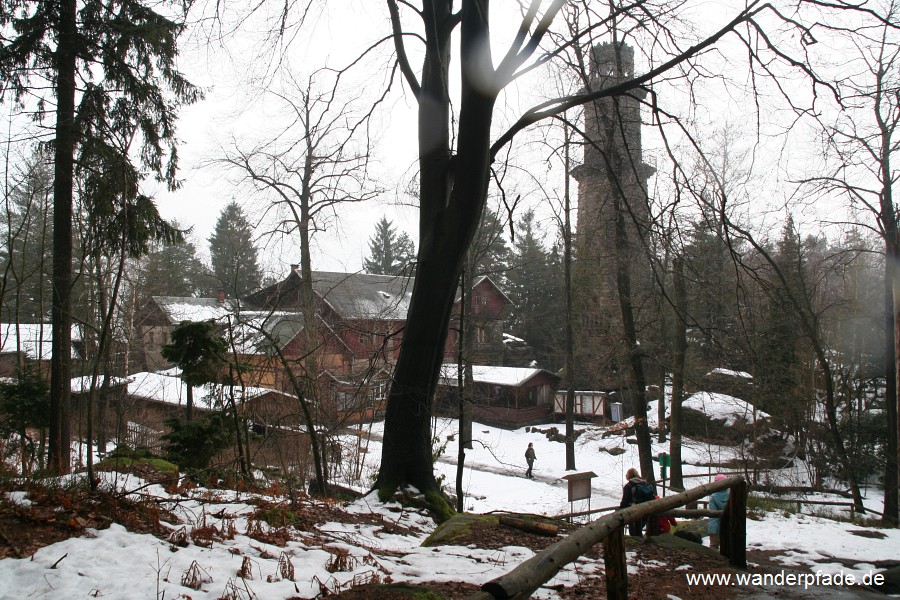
377 1 497 498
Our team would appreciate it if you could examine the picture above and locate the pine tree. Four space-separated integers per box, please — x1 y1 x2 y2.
208 202 262 298
364 217 416 275
682 211 747 371
753 217 813 435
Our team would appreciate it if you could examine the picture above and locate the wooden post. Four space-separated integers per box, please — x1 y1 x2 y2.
646 513 660 536
729 480 747 568
719 496 731 559
603 526 627 600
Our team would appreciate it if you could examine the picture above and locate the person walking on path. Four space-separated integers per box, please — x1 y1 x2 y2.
525 443 536 479
708 474 730 550
620 467 655 536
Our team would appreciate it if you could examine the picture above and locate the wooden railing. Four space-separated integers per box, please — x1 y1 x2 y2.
468 476 748 600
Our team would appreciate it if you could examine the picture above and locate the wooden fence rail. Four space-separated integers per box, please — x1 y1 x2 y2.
468 476 747 600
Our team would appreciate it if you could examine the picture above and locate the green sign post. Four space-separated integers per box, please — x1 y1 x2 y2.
659 452 670 496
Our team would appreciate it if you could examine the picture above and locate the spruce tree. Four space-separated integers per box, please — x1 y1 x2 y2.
506 210 564 369
141 234 210 298
471 206 510 279
364 217 415 275
208 202 262 298
161 320 227 421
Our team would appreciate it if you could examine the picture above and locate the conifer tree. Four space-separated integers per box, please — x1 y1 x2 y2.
1 151 54 321
1 0 199 472
364 217 416 275
161 320 227 422
471 206 510 280
140 234 210 298
208 202 262 298
506 210 564 369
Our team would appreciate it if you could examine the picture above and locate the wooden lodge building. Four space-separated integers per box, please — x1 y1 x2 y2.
134 267 524 428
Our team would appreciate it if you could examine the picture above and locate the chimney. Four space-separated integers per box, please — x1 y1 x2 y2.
290 263 299 273
217 289 226 303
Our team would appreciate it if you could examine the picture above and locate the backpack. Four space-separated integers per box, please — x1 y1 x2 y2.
633 482 655 504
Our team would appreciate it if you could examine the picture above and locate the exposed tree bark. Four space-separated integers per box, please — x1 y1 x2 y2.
878 72 900 524
225 316 251 480
563 123 576 472
456 264 469 513
48 0 78 474
883 174 899 527
669 256 687 491
85 223 130 491
377 0 488 499
613 184 654 483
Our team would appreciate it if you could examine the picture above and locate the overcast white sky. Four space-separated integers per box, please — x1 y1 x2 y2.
149 1 423 276
2 1 880 278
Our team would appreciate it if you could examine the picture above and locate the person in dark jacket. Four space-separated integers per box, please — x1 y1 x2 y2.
620 467 652 536
525 443 536 479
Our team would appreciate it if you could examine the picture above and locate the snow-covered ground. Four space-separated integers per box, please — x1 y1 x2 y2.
0 417 897 599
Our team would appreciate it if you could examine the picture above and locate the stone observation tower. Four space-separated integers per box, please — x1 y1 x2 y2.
571 42 655 391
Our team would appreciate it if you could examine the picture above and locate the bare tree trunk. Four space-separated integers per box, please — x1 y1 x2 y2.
456 265 469 513
86 224 130 491
377 0 496 502
49 0 77 474
613 192 654 482
884 237 899 526
563 124 576 472
669 256 687 491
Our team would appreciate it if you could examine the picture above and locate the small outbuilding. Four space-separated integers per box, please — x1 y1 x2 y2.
436 364 560 428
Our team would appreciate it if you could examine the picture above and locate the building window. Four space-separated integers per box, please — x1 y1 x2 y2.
370 380 388 407
477 327 488 344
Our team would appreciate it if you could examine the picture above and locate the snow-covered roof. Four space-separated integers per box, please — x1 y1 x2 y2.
70 375 130 394
707 368 753 380
0 323 82 360
225 312 306 355
682 391 768 426
149 296 307 354
439 364 557 387
151 296 240 324
502 333 525 344
126 369 285 408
